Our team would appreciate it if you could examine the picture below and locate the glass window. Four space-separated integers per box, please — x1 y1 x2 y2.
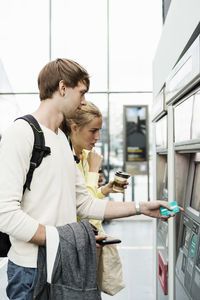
109 93 152 201
14 94 40 116
0 94 40 134
0 95 20 134
109 0 162 91
110 93 152 163
0 0 49 93
51 0 107 92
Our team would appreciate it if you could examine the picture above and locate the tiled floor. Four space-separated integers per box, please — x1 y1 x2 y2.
102 219 154 300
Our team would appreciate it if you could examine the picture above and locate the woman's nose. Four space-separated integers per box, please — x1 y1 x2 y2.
95 131 100 140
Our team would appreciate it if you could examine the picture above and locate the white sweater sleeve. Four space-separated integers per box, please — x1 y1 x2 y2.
75 165 108 220
0 121 39 242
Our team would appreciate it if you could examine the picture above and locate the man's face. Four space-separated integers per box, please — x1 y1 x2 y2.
63 81 87 118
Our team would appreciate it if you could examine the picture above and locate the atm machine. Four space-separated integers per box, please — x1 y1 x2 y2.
152 88 169 299
165 34 200 300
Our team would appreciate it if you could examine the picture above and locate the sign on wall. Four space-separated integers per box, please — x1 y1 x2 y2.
123 105 148 175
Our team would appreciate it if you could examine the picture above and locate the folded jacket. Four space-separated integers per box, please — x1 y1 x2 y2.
33 219 101 300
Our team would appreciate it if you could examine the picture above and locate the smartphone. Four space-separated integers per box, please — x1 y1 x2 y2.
96 237 121 245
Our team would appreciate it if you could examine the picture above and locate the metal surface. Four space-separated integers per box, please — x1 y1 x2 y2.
174 95 194 143
165 35 200 105
155 115 167 149
167 104 176 299
175 276 190 300
156 154 167 201
152 87 166 122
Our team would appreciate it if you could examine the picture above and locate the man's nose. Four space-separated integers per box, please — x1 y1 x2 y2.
81 95 87 105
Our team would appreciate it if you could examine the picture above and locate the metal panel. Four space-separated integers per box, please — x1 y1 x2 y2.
174 96 194 143
155 115 167 149
165 35 200 105
167 105 176 299
191 90 200 139
153 1 200 97
156 154 167 201
152 87 166 122
173 86 200 147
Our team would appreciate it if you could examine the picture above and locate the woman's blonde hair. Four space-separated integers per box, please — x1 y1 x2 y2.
61 101 102 136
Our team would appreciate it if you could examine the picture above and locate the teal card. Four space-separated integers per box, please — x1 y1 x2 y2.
160 201 180 216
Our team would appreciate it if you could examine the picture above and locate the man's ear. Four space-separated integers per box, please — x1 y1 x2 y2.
58 80 66 96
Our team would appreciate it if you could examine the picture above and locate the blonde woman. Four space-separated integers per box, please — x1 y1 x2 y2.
61 101 126 233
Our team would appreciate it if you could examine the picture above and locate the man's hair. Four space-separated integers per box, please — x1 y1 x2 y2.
38 58 90 100
61 101 102 136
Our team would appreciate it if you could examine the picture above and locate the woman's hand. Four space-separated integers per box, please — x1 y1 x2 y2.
101 180 129 196
95 234 107 248
87 151 103 173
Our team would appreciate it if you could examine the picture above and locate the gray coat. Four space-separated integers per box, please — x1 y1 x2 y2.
33 220 101 300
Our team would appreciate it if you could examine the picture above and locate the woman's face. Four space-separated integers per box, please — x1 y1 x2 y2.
73 116 102 150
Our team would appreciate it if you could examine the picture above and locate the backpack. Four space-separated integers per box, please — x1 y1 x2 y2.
0 114 51 257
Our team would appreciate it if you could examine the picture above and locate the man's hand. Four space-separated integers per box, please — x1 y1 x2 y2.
140 200 184 221
104 200 184 220
29 224 46 246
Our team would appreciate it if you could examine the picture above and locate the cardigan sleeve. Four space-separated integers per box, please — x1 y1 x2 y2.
84 172 104 199
75 165 108 220
76 151 106 232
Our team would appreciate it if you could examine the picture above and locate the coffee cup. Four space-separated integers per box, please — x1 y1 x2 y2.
113 171 130 192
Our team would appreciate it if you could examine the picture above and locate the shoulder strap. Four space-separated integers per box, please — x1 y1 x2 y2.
68 137 80 164
15 114 51 193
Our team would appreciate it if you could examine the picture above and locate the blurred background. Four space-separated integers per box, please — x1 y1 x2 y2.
0 0 162 203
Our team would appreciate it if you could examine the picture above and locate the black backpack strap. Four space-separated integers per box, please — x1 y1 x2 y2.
15 114 51 193
68 137 80 164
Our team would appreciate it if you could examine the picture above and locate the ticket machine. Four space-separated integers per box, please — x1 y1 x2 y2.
176 152 200 299
165 34 200 300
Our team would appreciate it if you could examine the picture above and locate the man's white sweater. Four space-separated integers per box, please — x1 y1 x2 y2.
0 119 107 267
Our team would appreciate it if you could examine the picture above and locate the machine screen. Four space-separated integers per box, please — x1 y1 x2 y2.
190 163 200 211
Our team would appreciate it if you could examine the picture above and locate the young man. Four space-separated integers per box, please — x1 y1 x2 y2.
0 58 180 299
